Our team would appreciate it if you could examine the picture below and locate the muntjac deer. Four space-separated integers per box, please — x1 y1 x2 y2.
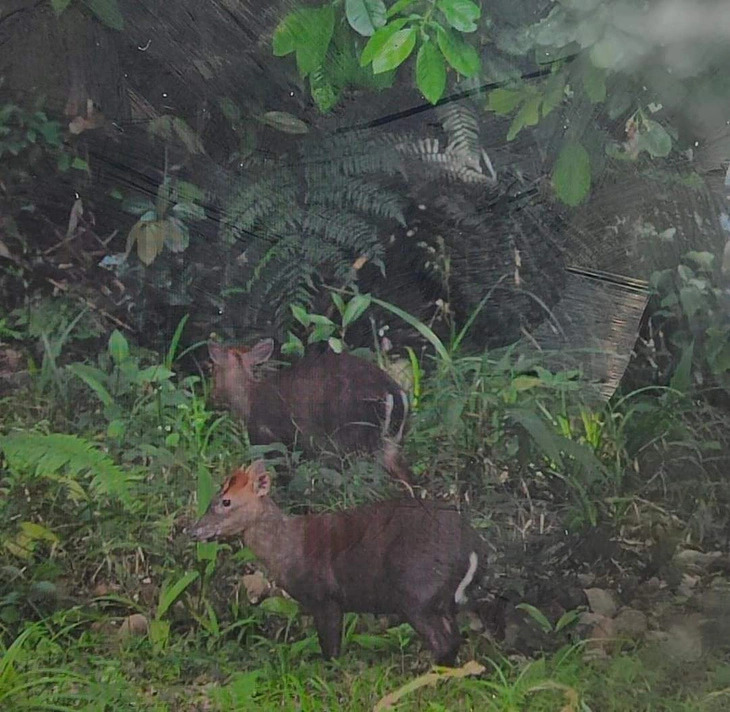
208 340 413 483
188 460 485 665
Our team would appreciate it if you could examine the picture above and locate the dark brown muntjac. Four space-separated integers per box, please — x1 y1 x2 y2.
188 460 485 665
208 340 413 484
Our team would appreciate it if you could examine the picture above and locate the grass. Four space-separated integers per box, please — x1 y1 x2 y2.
3 318 730 710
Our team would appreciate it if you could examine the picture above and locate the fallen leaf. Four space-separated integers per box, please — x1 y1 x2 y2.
374 660 485 711
242 572 270 603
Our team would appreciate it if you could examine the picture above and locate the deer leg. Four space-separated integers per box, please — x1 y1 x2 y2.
312 600 343 660
382 440 414 486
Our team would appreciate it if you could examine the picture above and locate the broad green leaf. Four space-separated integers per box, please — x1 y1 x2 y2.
639 119 671 158
294 7 335 77
260 596 300 618
136 365 175 383
360 19 409 66
487 88 524 115
107 419 126 439
290 304 310 326
331 292 346 316
174 180 205 203
437 0 480 33
162 218 189 253
516 603 553 633
157 571 200 618
589 32 623 70
171 202 206 221
436 27 480 77
506 93 541 140
582 63 606 104
309 71 339 114
343 294 372 327
551 140 591 206
83 0 124 30
670 341 694 394
51 0 73 12
328 337 344 354
541 73 566 117
108 329 130 364
308 323 336 343
282 332 305 357
346 0 387 37
387 0 416 17
372 27 417 74
68 363 113 407
71 157 89 171
416 39 446 104
272 16 297 56
122 195 156 216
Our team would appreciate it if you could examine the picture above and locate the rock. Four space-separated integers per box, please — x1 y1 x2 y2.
584 587 618 618
118 613 149 637
613 608 648 638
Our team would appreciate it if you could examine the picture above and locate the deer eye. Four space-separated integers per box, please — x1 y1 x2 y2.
222 498 231 507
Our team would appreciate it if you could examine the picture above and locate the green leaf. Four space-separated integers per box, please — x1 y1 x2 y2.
51 0 73 13
107 419 126 439
136 365 175 383
436 27 480 77
506 93 541 140
82 0 124 30
157 571 200 619
639 119 672 158
328 337 344 354
670 341 694 394
259 111 310 134
487 88 525 115
360 19 409 67
372 27 417 74
346 0 387 37
171 202 206 221
272 16 297 56
174 180 205 204
551 140 591 206
308 323 336 343
343 294 372 327
295 7 336 77
416 39 446 104
516 603 553 633
122 195 156 216
68 363 113 408
309 71 339 114
108 329 130 364
71 157 89 171
331 292 346 316
260 596 300 618
282 331 305 357
582 63 606 104
290 304 311 326
555 609 581 632
541 73 566 116
437 0 480 33
387 0 416 17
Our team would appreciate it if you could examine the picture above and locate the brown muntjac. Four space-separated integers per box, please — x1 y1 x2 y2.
188 460 485 665
208 340 413 484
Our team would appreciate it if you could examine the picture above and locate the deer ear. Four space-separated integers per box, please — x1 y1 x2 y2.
248 460 271 496
248 338 274 364
208 341 227 365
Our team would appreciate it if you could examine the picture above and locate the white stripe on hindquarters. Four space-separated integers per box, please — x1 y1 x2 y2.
395 389 409 443
382 392 394 440
454 551 478 603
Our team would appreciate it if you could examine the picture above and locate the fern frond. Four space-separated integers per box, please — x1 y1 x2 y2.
221 172 298 245
0 432 137 509
438 103 480 158
306 176 406 226
395 137 496 185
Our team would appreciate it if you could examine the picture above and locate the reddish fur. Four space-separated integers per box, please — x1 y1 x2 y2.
208 341 413 483
188 461 485 665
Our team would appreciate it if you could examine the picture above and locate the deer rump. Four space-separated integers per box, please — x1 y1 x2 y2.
253 351 408 455
211 342 409 462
